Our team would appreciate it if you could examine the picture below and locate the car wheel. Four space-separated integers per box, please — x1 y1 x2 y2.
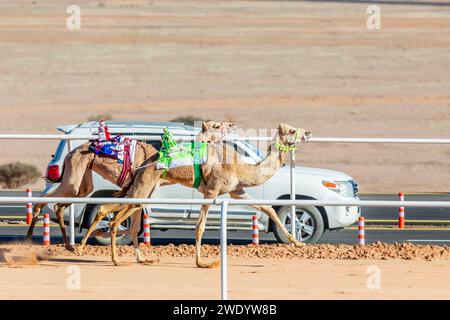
87 204 133 246
273 206 325 244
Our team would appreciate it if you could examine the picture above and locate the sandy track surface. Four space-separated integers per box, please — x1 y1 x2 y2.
2 243 450 299
0 1 449 193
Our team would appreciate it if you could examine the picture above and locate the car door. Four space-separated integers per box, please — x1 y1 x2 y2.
190 141 263 229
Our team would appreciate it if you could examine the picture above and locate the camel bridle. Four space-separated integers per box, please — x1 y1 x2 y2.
275 128 300 153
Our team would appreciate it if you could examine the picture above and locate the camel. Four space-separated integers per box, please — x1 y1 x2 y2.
78 123 311 267
27 121 235 251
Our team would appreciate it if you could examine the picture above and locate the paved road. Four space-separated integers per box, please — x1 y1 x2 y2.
0 191 449 245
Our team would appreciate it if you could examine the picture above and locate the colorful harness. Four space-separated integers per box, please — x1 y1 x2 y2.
89 135 134 187
157 128 207 189
275 128 301 152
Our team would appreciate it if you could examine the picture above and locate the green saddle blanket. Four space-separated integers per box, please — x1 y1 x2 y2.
156 128 207 188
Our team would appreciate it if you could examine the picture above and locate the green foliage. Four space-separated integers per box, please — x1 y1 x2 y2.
87 113 114 122
0 162 41 189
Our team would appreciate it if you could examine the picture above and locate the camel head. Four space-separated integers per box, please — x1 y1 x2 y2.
197 121 237 143
277 123 311 150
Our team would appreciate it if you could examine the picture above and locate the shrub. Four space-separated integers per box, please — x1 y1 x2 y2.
0 162 41 189
170 116 206 126
87 113 114 122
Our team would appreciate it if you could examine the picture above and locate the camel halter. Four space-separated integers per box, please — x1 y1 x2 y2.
275 128 300 152
211 122 228 143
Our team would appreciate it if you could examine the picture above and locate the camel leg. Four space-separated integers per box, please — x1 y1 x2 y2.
128 208 159 264
77 203 126 255
230 189 305 247
109 215 123 266
110 206 159 265
108 206 140 266
26 203 44 240
195 182 221 269
53 204 75 251
109 169 163 266
26 150 94 241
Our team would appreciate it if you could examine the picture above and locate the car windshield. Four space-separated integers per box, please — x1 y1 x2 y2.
242 140 265 161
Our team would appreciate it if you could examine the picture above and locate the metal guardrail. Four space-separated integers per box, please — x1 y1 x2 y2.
1 134 450 144
1 132 449 299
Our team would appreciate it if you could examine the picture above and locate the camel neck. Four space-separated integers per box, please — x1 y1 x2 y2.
243 135 286 186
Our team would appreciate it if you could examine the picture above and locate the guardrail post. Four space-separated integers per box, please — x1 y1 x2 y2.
26 188 33 225
67 140 76 246
399 192 405 229
358 217 365 245
290 149 297 241
252 215 259 245
220 200 229 301
143 214 151 245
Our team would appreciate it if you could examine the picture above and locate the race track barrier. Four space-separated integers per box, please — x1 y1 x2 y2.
399 192 406 229
358 217 365 245
43 213 50 246
1 133 450 245
143 214 151 246
252 215 259 245
1 133 450 299
1 196 450 300
26 188 33 225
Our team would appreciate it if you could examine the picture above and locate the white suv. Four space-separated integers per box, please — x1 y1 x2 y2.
44 121 361 245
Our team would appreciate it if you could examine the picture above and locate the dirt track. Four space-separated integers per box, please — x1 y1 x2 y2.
1 243 450 299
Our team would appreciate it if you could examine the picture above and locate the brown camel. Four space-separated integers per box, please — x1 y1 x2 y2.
79 123 311 267
27 121 235 251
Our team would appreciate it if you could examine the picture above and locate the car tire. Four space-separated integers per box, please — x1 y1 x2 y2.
87 204 133 246
273 205 325 244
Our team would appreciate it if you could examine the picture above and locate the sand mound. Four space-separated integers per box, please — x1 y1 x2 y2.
3 242 444 262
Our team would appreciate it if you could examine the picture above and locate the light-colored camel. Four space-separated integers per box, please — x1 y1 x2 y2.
27 121 235 251
81 123 311 267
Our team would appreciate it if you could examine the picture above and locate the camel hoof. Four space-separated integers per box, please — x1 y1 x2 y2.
65 245 75 252
76 246 83 256
294 240 306 247
197 260 221 269
139 259 160 265
113 261 130 267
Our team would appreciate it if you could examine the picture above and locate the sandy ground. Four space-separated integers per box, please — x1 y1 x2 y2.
0 0 449 192
1 243 450 299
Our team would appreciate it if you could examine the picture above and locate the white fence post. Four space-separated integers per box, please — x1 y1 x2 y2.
220 200 229 301
290 149 297 241
67 140 76 246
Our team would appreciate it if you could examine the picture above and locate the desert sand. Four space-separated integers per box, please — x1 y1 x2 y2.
0 0 449 193
2 243 450 299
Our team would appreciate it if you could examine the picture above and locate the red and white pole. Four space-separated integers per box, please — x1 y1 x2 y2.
143 214 151 246
398 192 405 229
43 213 50 246
26 188 32 225
358 216 365 245
252 215 259 245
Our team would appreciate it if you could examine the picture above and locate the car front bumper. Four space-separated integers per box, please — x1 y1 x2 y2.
326 201 361 229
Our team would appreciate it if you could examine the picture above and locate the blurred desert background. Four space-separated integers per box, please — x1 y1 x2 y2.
0 0 449 192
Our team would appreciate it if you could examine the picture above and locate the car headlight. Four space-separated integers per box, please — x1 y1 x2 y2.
322 180 356 197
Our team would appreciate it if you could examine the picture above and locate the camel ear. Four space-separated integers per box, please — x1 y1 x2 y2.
202 122 208 132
